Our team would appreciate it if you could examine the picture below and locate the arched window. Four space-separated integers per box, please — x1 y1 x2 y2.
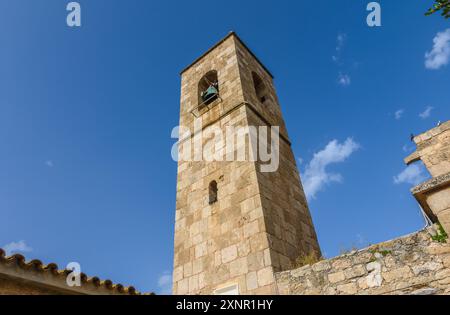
252 72 268 104
209 181 218 205
198 71 219 107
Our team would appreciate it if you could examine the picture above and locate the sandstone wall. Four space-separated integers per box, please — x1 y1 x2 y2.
405 120 450 236
275 229 450 295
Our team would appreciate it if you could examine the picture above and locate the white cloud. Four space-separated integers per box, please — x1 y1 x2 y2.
157 271 172 295
45 160 54 167
419 106 434 119
395 109 405 120
338 73 351 86
302 138 360 200
425 29 450 70
394 164 427 186
3 240 33 256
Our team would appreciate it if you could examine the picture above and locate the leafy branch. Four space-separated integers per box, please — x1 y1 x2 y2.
425 0 450 19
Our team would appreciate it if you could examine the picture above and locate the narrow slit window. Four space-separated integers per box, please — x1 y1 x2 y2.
209 181 218 205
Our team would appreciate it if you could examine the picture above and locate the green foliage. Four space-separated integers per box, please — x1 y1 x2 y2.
378 250 392 257
293 252 322 268
431 224 449 244
426 0 450 19
369 246 392 257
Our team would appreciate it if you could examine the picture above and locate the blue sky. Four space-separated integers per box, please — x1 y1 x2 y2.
0 0 449 294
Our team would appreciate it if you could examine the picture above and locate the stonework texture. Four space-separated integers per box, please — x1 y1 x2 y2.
406 120 450 178
275 229 450 295
406 120 450 236
173 33 320 295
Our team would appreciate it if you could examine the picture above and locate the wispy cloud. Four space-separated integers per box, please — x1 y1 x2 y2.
45 160 54 167
3 240 33 256
356 234 369 248
394 109 405 120
394 164 427 186
157 271 172 295
419 106 434 119
302 138 360 200
402 144 414 153
337 73 351 86
332 33 354 87
425 28 450 70
332 33 347 63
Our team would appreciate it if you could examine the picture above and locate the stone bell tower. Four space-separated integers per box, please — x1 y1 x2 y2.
172 32 321 295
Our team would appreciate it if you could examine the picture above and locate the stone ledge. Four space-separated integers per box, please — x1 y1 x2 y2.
411 172 450 195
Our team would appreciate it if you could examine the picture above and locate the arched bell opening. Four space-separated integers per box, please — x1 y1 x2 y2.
198 70 219 107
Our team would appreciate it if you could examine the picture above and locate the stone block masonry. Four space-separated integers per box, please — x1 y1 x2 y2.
275 228 450 295
173 32 320 295
405 121 450 236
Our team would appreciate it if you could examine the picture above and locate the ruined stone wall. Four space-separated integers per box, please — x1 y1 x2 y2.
275 229 450 295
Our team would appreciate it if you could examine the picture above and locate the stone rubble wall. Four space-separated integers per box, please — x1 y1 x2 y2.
275 228 450 295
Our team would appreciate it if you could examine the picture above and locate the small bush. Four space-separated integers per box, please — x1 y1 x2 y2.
293 252 322 268
432 224 448 244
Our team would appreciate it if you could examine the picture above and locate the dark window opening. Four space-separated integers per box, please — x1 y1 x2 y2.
198 71 219 107
252 72 269 104
209 181 218 205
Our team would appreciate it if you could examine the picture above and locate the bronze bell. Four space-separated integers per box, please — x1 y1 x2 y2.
201 83 219 105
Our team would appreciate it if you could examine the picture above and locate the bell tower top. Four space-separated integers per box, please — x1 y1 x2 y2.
178 32 288 141
180 32 273 78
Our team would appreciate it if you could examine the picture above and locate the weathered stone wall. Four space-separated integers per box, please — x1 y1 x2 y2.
405 120 450 236
276 229 450 295
237 38 321 268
